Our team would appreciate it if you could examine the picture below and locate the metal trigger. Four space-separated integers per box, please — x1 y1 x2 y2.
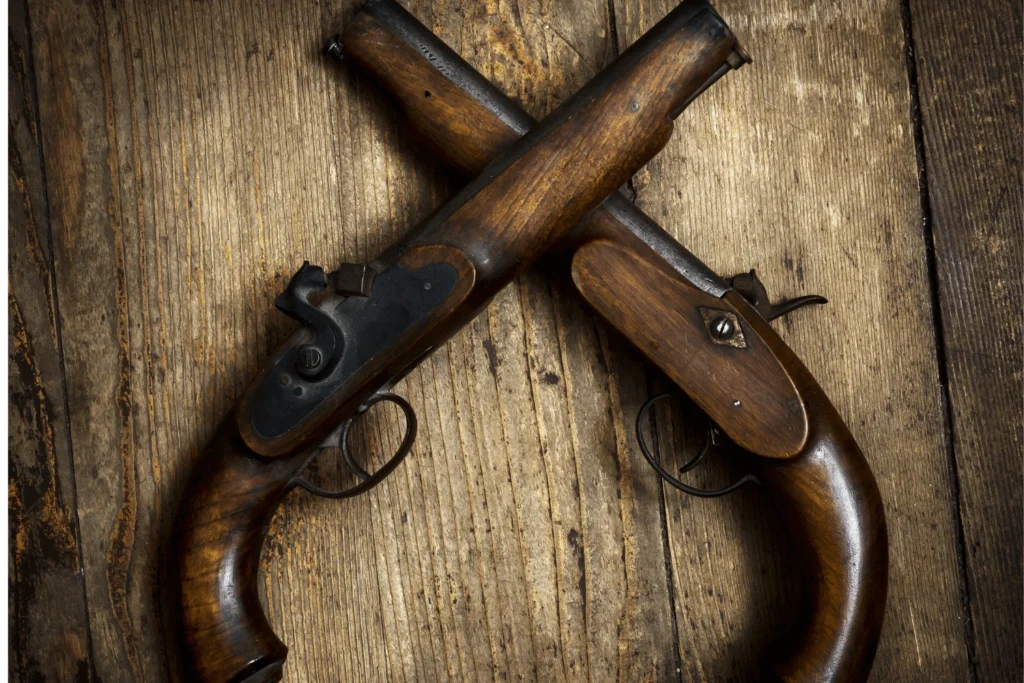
294 392 418 499
635 394 758 498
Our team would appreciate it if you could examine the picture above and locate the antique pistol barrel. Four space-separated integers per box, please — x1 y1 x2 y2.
173 4 742 682
339 1 888 681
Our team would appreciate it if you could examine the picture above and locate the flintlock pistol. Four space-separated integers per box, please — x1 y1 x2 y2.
173 2 743 680
332 0 889 680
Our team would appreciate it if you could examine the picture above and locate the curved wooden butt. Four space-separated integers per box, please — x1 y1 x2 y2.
725 292 888 683
175 419 309 682
758 400 888 682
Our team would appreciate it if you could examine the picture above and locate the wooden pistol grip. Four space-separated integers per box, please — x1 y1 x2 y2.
572 241 887 682
724 289 888 682
175 419 308 682
754 377 888 681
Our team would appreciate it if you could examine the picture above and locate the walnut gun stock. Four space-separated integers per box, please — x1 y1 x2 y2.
173 3 742 681
338 1 888 680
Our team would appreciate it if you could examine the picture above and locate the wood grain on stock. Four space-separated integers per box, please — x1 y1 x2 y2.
722 290 888 682
340 16 518 176
569 241 808 458
176 425 302 683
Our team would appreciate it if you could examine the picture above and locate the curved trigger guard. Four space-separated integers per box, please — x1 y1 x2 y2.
636 394 759 498
294 392 417 499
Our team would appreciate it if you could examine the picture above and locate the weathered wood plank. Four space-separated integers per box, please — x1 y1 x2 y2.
613 0 971 679
22 0 152 678
8 0 94 680
908 0 1023 678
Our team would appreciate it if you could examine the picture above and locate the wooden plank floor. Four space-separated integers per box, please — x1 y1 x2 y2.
8 0 1020 681
907 0 1024 679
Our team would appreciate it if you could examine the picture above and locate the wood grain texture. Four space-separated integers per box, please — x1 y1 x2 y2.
571 240 809 459
908 0 1024 678
9 0 1016 681
9 1 92 679
612 0 969 679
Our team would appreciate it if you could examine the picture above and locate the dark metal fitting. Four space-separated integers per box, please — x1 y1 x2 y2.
275 261 344 380
709 316 735 341
297 345 324 375
295 392 418 500
727 44 752 69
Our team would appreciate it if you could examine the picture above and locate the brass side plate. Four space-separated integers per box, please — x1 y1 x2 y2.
699 307 748 348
